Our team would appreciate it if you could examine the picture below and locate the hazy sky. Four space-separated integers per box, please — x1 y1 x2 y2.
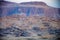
5 0 60 8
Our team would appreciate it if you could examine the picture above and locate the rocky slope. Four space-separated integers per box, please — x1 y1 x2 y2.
0 1 60 39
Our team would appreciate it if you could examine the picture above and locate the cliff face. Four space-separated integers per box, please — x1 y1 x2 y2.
20 2 60 20
0 1 18 17
0 1 59 19
0 1 60 38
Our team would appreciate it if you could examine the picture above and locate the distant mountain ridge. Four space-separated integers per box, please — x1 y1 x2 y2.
20 2 47 6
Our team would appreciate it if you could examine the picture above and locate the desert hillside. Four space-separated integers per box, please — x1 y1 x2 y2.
0 1 60 39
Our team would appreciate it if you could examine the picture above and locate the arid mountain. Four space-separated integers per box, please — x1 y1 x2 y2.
0 1 60 38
